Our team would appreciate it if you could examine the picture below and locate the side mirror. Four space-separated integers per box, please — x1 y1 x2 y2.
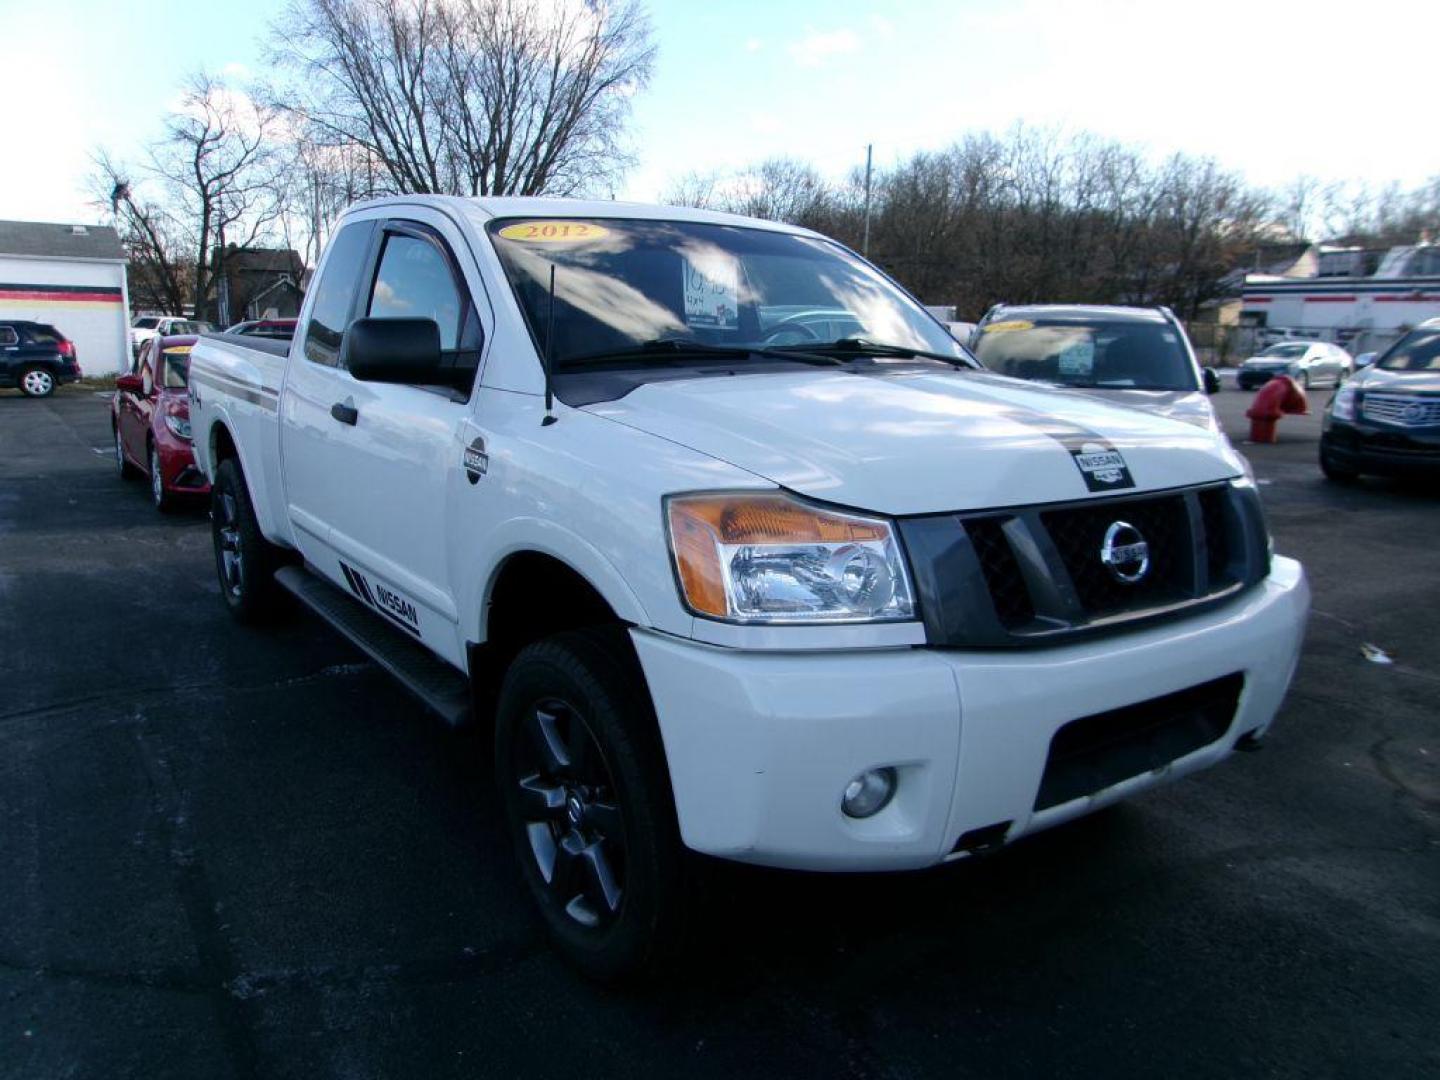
343 317 443 385
1202 367 1222 395
116 372 144 394
1354 351 1377 369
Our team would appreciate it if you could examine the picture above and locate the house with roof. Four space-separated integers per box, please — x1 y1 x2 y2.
0 220 130 375
213 246 306 326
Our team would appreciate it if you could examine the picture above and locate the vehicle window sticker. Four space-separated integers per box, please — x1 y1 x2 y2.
1057 339 1095 375
681 251 739 331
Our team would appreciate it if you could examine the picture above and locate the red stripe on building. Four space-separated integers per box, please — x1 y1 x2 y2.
0 289 122 303
1244 297 1272 303
1303 295 1356 302
1374 294 1440 302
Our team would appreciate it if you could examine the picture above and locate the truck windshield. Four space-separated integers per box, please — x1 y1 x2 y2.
485 217 964 370
972 318 1199 391
1377 328 1440 371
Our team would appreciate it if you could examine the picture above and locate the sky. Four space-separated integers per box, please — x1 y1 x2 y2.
3 0 1436 229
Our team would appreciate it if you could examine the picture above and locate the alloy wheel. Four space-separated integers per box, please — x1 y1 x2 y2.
515 698 626 928
216 492 244 598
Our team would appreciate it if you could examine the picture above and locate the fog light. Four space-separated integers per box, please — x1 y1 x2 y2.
841 767 896 818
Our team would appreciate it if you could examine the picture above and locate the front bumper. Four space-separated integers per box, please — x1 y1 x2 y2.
155 428 211 496
1321 418 1440 477
634 556 1308 871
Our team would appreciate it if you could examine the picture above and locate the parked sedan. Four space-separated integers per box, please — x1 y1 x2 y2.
1238 341 1351 390
1320 318 1440 482
0 319 82 396
112 335 209 511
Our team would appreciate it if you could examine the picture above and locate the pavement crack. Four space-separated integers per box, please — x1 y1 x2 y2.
0 663 375 726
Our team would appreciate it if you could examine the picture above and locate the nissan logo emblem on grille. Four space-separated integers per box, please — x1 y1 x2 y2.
1100 521 1150 584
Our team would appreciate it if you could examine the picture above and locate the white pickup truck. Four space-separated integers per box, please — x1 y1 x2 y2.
189 196 1309 979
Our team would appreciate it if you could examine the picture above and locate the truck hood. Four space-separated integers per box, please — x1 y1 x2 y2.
1051 387 1220 433
585 368 1245 515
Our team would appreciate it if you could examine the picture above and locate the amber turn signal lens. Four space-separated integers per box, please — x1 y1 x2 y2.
667 493 892 618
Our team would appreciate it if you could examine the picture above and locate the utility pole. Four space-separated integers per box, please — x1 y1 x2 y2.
862 143 873 258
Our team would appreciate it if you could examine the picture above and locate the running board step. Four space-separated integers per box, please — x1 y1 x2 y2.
275 565 471 727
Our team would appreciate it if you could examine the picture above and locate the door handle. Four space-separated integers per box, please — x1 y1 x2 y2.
330 400 358 426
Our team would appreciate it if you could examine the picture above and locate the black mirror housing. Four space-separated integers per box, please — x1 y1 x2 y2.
1202 366 1221 395
343 317 444 385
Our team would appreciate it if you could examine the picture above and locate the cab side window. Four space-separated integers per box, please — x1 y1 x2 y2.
365 226 482 390
304 220 376 367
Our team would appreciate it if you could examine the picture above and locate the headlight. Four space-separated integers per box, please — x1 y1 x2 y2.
1331 384 1357 421
667 492 915 623
164 413 192 441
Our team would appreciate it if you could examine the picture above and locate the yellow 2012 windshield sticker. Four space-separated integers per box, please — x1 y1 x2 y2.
497 221 610 243
981 320 1034 333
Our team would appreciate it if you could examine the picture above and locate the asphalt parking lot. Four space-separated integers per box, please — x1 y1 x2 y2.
1 383 1436 1079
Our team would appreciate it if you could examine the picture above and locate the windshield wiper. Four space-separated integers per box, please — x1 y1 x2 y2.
563 338 845 369
772 337 976 369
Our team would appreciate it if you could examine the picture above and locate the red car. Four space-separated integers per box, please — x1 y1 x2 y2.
112 334 210 511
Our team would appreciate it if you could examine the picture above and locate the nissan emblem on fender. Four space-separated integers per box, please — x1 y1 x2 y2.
1100 520 1150 583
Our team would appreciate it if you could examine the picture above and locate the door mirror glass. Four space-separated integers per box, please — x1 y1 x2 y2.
343 317 444 385
1354 351 1377 368
1202 366 1221 395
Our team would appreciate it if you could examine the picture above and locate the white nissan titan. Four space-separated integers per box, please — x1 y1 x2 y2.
188 196 1309 979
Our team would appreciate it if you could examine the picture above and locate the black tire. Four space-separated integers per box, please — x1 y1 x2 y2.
149 442 174 513
211 457 284 622
114 423 138 480
1320 444 1359 483
18 366 56 398
495 628 688 983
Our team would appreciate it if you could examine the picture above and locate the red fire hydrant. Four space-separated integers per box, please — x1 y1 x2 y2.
1246 375 1308 443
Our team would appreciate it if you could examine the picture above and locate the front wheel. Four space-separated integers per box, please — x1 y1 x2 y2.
495 628 688 983
211 458 284 622
150 444 174 513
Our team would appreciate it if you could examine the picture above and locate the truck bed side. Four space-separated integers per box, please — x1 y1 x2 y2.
189 333 294 548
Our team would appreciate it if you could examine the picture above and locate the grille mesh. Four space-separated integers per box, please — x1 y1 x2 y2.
1041 495 1191 616
966 517 1035 628
1361 394 1440 426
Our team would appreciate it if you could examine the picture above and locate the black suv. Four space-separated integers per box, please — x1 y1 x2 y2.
1320 319 1440 482
0 320 82 397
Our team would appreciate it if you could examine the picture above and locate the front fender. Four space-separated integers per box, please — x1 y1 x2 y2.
465 517 652 644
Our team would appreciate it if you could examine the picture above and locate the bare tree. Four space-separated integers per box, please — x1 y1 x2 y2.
271 0 655 198
92 152 192 315
155 73 287 322
664 158 840 231
97 74 288 322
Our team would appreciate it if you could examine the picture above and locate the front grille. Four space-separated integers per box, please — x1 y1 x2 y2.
897 481 1271 647
1041 494 1191 617
966 516 1034 627
1361 393 1440 427
1034 673 1244 810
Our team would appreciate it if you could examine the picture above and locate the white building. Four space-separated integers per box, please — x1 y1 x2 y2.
0 220 130 375
1240 243 1440 356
